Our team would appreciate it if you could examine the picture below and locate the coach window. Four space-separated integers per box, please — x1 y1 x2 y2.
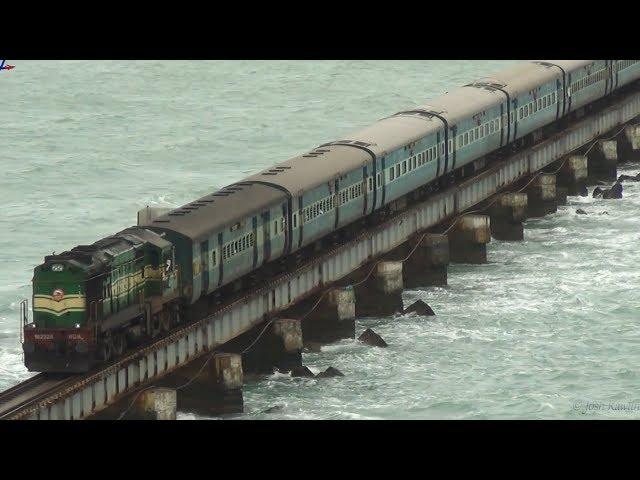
395 164 400 178
212 250 217 267
402 161 407 175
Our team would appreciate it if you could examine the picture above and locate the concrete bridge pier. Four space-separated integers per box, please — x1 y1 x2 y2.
128 387 177 420
302 286 355 343
448 215 491 264
402 233 450 288
488 193 528 241
241 318 303 374
526 173 557 217
588 139 618 182
557 155 588 196
271 319 303 371
176 353 244 416
617 123 640 163
355 261 404 317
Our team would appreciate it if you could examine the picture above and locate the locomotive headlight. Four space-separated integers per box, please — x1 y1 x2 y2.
51 264 64 272
75 323 80 329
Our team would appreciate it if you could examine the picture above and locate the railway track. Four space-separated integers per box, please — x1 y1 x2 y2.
0 373 73 419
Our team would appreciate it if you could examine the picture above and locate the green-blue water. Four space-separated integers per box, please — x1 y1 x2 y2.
2 61 639 419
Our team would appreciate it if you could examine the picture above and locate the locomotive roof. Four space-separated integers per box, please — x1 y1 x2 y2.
148 182 286 240
42 227 172 272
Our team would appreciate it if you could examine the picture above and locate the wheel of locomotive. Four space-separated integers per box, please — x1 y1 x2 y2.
112 332 126 357
98 337 113 362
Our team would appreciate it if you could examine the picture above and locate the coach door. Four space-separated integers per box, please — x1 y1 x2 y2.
282 202 290 254
261 211 271 263
200 240 209 294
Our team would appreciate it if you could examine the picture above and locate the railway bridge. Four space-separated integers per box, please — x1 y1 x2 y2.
2 79 640 420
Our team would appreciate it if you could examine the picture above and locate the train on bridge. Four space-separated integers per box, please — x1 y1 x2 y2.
21 60 640 372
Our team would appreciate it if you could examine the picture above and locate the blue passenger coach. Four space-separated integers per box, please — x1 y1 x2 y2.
144 60 640 308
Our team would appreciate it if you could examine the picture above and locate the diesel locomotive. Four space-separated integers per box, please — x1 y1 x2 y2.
21 60 640 372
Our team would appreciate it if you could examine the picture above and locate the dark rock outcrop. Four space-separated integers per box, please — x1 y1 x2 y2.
304 342 323 353
357 328 388 348
578 185 589 197
592 187 604 198
602 182 623 199
403 300 436 316
576 208 588 215
316 367 344 378
291 365 315 378
617 173 640 182
262 405 285 414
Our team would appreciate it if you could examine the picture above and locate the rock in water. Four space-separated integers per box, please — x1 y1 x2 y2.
304 342 323 353
578 185 589 197
262 405 285 414
617 174 640 182
316 367 344 378
592 187 604 198
403 300 436 316
291 365 315 378
358 328 388 348
576 208 588 215
602 182 623 199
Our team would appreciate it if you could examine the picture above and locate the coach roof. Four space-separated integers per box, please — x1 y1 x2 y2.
148 182 286 240
245 143 372 195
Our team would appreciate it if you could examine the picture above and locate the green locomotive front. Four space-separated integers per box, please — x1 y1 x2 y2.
22 227 180 372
